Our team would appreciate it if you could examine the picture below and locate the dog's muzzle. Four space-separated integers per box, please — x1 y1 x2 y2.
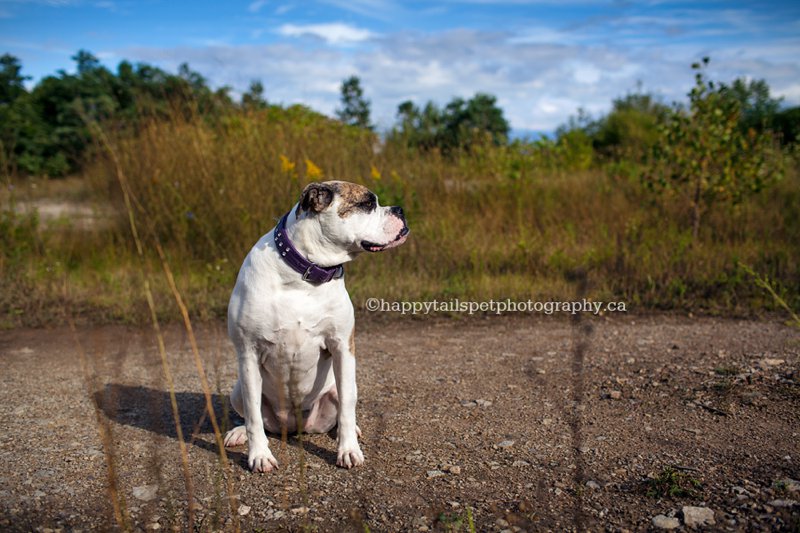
361 207 409 252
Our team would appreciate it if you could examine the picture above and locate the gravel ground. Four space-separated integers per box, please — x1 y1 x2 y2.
0 314 798 532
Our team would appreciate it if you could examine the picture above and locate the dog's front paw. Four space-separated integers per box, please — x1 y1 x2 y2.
336 441 364 469
248 450 279 473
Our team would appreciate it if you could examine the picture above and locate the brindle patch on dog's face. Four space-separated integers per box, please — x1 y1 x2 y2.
328 181 376 218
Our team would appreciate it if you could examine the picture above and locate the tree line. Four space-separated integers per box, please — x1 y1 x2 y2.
1 50 798 180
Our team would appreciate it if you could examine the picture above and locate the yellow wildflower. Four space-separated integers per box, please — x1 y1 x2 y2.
305 158 323 179
370 164 381 181
279 154 296 176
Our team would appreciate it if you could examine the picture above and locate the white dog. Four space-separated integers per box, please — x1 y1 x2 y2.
223 181 408 472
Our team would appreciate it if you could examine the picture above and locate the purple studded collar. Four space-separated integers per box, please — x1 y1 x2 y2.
274 213 344 284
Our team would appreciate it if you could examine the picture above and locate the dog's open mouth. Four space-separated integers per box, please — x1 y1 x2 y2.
361 226 409 252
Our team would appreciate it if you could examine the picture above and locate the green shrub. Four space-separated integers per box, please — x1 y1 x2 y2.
642 58 785 240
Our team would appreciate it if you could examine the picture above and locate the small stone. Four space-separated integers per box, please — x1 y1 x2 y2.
760 358 785 367
681 506 715 529
447 465 461 475
496 518 509 527
132 485 158 502
412 516 428 528
460 400 477 407
585 480 600 490
475 399 493 407
427 470 445 478
291 506 310 514
731 486 751 498
272 511 285 519
652 515 680 530
238 505 251 516
779 478 800 492
512 460 530 468
768 499 797 508
498 440 515 448
609 390 622 400
146 524 161 531
541 418 552 426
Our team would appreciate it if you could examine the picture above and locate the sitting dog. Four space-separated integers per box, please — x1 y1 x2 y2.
224 181 409 472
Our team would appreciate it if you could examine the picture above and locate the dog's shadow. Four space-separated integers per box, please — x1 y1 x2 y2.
95 384 338 470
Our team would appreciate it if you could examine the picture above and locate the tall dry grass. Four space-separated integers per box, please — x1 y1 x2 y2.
2 105 798 326
100 107 800 311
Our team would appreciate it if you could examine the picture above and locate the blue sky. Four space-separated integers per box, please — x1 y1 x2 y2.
1 0 799 134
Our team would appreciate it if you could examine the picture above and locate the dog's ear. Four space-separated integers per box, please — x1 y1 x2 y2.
298 182 335 215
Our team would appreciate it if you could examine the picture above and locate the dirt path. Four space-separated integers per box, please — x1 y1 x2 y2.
0 315 798 532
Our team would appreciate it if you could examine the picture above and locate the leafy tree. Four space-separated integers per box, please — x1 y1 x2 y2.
0 54 28 105
0 55 32 174
391 93 509 152
773 106 800 144
642 58 784 240
720 78 782 133
441 93 509 148
242 80 266 110
73 49 101 75
394 100 443 150
27 50 122 175
591 92 670 161
1 51 238 177
336 75 372 129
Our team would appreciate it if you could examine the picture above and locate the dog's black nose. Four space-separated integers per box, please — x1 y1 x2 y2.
390 206 404 219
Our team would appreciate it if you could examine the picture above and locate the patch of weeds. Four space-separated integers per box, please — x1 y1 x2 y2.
435 507 476 532
714 365 741 376
774 480 788 493
739 262 800 328
712 378 735 394
646 466 702 499
711 365 741 394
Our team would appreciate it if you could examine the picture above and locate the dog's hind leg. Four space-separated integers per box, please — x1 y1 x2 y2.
225 379 283 447
303 387 339 434
224 380 248 447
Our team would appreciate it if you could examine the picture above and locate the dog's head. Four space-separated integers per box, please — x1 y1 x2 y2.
294 181 408 259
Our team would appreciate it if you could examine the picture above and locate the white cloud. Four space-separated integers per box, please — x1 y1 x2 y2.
118 25 800 134
320 0 399 20
277 22 376 45
248 0 268 13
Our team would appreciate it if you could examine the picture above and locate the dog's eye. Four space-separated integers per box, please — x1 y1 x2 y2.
358 196 377 212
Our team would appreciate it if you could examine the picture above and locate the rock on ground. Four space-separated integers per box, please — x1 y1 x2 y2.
652 514 680 530
682 506 715 529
